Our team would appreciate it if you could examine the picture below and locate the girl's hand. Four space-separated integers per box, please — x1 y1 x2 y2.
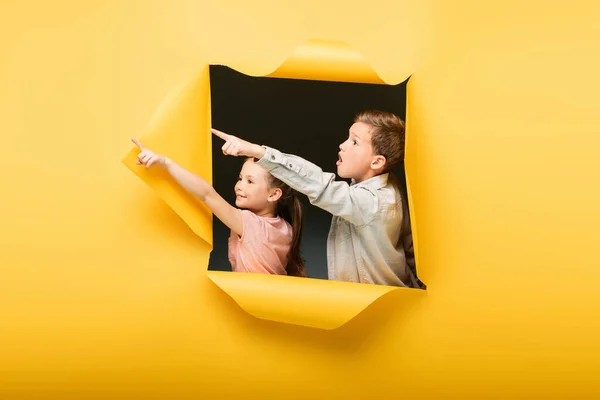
211 128 264 159
131 138 169 169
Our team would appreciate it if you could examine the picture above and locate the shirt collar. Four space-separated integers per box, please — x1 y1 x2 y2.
351 173 389 189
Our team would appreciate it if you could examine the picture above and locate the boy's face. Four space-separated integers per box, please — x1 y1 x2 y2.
337 122 379 182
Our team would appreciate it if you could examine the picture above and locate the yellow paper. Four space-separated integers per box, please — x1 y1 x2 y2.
123 39 420 330
122 66 213 246
265 39 388 84
3 1 600 397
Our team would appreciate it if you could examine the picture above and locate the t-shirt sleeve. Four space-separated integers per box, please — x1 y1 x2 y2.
238 209 266 244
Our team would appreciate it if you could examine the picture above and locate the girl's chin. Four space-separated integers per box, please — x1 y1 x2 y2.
235 199 253 210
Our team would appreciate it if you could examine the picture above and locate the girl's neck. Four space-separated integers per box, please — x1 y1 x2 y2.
255 207 276 218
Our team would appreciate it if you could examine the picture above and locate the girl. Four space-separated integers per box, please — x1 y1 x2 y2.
132 138 307 277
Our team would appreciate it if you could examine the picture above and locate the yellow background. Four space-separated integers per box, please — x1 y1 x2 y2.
1 0 599 398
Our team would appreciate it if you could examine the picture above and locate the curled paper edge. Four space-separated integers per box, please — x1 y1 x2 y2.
122 66 214 248
207 271 404 330
264 38 387 84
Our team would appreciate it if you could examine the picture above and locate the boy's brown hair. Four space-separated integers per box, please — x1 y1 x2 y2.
354 110 406 172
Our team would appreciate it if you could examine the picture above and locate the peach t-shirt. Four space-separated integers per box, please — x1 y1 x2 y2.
228 209 293 275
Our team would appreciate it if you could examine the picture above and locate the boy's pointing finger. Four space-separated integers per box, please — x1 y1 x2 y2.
211 128 230 141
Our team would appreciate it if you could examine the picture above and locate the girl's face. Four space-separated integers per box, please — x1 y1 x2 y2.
234 159 278 212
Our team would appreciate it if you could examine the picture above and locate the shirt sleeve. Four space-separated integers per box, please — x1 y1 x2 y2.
256 146 378 226
238 209 263 243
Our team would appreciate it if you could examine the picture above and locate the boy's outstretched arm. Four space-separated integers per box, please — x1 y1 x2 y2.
211 130 378 227
131 138 242 236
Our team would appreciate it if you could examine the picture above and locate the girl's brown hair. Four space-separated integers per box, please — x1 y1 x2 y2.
269 176 307 277
246 158 307 278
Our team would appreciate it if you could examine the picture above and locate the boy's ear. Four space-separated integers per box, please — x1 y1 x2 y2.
268 187 283 202
371 155 387 171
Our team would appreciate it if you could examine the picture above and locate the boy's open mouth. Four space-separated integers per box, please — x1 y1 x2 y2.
336 153 342 166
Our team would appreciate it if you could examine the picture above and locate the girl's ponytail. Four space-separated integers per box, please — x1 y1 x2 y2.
272 180 307 277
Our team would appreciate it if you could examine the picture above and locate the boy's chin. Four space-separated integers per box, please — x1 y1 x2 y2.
336 166 350 179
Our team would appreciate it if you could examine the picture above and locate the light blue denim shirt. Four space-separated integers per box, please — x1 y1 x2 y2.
256 146 418 287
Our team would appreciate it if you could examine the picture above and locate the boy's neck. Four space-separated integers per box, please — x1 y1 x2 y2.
354 169 385 184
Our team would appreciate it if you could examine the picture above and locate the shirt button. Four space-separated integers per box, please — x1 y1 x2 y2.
289 163 293 168
271 155 276 160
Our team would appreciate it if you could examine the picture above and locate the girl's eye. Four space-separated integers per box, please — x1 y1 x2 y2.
353 140 358 145
248 180 253 184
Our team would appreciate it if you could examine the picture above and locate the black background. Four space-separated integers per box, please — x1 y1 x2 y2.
208 65 411 280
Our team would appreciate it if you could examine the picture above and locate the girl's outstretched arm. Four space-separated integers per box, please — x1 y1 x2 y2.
131 138 242 236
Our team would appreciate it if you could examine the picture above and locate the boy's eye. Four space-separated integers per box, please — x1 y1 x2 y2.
353 140 358 145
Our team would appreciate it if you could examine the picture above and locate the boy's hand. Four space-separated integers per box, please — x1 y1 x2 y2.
211 128 265 159
131 138 170 169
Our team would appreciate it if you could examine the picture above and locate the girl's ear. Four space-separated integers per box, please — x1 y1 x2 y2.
268 187 283 203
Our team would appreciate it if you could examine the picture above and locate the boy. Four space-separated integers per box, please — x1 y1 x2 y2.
212 110 418 288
